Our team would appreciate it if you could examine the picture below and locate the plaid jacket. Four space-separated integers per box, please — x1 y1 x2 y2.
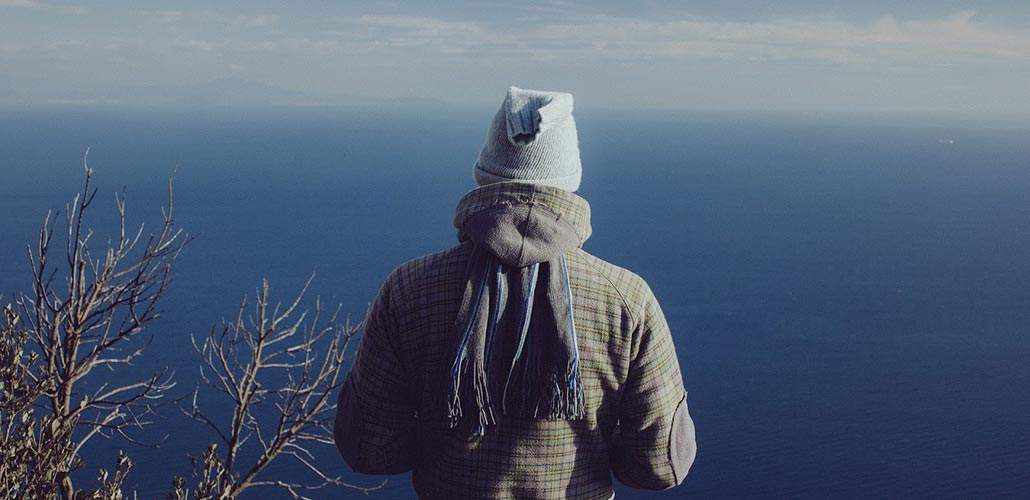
335 183 696 499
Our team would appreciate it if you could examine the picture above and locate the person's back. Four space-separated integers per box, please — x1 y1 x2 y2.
335 87 696 499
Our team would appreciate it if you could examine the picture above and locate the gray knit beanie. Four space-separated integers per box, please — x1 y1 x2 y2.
474 86 582 192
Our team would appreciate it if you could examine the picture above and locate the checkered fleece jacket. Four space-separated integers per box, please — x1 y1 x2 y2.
335 183 696 499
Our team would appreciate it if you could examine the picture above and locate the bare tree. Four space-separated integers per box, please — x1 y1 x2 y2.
6 157 188 498
1 160 377 499
174 278 382 499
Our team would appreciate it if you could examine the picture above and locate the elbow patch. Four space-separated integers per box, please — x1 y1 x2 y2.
669 393 696 484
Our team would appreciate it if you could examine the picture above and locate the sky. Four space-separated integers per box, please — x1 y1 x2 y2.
2 0 1030 113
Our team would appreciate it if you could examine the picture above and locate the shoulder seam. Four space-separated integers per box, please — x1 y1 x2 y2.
580 254 642 328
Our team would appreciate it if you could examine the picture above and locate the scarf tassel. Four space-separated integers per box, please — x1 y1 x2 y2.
449 253 585 433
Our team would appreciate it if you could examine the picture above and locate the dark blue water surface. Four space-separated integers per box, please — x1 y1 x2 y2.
1 107 1029 498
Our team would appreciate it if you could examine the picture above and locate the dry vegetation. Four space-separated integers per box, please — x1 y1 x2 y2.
0 162 377 499
169 278 380 498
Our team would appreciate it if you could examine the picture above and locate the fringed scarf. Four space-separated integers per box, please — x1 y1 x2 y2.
446 247 585 435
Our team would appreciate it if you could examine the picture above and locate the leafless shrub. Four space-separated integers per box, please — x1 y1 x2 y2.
172 278 383 499
0 158 188 499
1 159 377 500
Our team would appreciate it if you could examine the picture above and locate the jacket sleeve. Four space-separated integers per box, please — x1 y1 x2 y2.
610 283 697 490
334 277 416 474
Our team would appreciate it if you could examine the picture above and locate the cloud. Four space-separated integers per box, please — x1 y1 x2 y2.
238 15 489 57
0 0 41 7
356 15 482 33
173 38 277 52
174 39 224 52
142 10 184 23
517 11 1030 67
0 0 87 13
81 9 1030 70
8 9 1029 71
314 11 1030 69
232 14 277 28
140 9 276 28
163 10 1024 79
3 7 1030 111
57 5 87 14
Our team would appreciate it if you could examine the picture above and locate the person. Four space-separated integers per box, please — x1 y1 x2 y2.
334 86 696 499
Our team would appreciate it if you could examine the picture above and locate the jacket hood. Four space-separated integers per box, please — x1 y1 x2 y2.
454 181 592 268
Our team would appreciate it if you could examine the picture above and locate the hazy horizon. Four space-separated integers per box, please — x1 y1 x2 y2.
3 1 1030 114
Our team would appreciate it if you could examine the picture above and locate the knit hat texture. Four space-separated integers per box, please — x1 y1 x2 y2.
474 86 582 192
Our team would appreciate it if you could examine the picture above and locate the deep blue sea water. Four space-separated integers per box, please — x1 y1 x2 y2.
1 107 1029 498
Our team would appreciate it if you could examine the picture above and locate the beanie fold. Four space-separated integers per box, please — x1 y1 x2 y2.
475 163 582 193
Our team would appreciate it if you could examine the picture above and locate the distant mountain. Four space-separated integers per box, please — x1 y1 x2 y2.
0 77 452 108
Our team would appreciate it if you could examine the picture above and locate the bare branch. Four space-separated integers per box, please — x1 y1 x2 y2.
9 161 189 497
178 277 378 498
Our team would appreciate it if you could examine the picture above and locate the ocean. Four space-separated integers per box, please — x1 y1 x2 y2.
1 107 1029 498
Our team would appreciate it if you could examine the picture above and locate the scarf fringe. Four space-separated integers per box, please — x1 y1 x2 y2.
447 256 492 430
448 253 585 434
541 362 586 420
